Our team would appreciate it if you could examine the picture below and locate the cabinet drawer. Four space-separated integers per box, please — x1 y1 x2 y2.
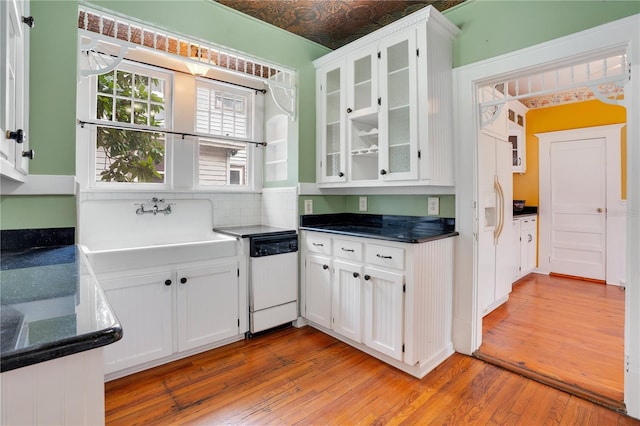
334 238 363 262
366 244 405 270
520 217 537 231
305 234 332 255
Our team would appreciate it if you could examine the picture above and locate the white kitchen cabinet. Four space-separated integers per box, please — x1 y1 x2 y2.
1 0 31 181
176 261 239 352
317 63 347 183
96 257 242 379
101 270 173 375
513 215 537 281
362 266 404 360
507 100 528 173
332 260 363 343
314 6 458 187
304 253 333 329
301 230 455 378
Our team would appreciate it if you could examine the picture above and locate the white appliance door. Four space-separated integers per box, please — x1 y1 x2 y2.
478 132 498 313
494 138 513 300
250 252 298 312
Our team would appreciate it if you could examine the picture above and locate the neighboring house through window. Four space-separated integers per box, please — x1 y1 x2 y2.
195 81 253 186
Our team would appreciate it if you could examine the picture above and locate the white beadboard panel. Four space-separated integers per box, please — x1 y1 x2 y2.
363 266 404 361
1 349 105 426
261 186 298 229
404 237 454 367
333 261 363 343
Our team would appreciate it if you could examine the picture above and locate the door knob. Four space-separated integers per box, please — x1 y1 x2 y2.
180 277 187 284
22 149 34 160
164 279 172 286
597 208 603 213
353 272 359 278
322 264 329 270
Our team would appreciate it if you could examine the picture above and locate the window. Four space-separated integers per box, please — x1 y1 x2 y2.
196 81 253 186
93 63 171 184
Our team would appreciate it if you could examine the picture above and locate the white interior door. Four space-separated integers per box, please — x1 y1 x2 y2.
549 138 606 280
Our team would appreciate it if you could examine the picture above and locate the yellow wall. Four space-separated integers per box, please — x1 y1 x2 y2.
514 99 627 205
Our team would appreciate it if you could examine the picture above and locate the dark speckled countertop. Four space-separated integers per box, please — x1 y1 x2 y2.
300 214 458 243
0 245 122 372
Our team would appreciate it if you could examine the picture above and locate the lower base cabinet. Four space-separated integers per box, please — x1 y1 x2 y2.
512 215 537 282
98 258 242 378
301 231 455 378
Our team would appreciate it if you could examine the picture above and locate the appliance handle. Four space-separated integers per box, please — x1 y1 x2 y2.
494 175 505 244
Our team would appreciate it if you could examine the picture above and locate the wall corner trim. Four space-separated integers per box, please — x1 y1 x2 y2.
1 175 76 195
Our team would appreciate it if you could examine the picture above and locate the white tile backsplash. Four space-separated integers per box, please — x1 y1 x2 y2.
261 187 298 229
78 189 292 238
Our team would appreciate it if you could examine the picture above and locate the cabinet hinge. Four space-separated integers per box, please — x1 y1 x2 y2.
377 51 381 59
416 48 420 57
377 97 381 106
237 318 240 327
418 149 421 159
403 284 406 293
402 344 405 353
237 268 240 277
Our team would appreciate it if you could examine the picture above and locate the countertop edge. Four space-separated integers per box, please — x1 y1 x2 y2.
300 226 459 243
0 324 122 373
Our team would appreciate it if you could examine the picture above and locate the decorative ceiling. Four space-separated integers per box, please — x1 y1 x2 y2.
215 0 465 50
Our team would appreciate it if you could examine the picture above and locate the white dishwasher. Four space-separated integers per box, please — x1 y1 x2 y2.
249 233 298 334
213 225 298 335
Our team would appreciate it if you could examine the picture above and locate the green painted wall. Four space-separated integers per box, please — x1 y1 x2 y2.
444 0 640 67
298 194 455 218
0 196 76 230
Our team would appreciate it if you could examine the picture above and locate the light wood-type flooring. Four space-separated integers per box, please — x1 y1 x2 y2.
477 273 625 410
105 326 636 424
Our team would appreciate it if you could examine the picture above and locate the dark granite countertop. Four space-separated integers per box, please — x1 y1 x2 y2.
300 214 458 243
513 206 538 217
0 245 122 372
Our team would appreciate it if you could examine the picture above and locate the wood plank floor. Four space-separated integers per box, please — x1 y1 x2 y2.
477 273 625 408
105 325 638 425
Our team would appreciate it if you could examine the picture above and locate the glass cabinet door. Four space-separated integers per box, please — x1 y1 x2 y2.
348 47 380 182
378 30 418 181
319 65 346 182
348 47 378 116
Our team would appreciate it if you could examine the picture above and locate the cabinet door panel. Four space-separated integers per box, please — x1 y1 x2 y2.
318 64 346 183
363 266 404 360
177 261 239 352
304 254 333 328
378 29 418 181
333 260 363 343
1 0 29 178
101 271 173 374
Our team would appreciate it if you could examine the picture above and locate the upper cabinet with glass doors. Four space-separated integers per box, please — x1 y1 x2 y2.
507 100 528 174
314 6 459 187
1 0 31 182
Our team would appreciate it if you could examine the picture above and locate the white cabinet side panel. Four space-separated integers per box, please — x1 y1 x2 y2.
405 237 454 367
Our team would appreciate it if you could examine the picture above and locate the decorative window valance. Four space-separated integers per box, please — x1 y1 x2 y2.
77 6 297 120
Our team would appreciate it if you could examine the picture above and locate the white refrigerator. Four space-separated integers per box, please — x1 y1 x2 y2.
478 131 513 316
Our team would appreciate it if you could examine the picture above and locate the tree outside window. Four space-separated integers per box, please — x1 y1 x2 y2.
95 68 167 183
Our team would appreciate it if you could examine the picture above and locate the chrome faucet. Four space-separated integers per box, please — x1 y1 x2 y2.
135 197 174 215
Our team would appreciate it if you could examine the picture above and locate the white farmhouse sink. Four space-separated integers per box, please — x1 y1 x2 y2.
81 234 237 274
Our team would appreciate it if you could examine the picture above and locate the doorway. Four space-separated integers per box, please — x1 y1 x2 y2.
538 124 627 285
451 14 639 417
476 90 627 406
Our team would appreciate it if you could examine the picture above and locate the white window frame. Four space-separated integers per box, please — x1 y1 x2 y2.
194 79 257 189
77 57 264 194
77 60 173 190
